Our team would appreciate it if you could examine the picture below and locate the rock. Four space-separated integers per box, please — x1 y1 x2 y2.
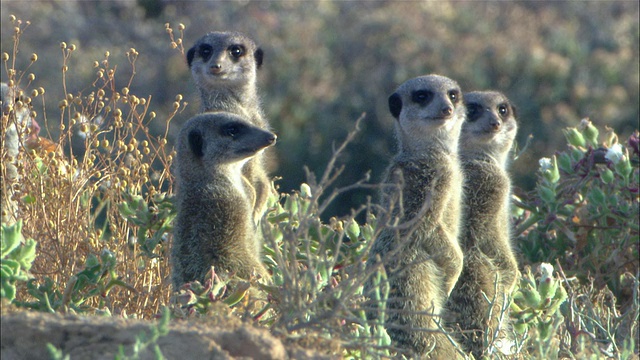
0 311 321 360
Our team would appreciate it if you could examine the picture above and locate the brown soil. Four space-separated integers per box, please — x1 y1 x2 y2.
0 310 334 360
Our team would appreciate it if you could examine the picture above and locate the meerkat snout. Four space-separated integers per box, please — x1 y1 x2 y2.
210 63 223 74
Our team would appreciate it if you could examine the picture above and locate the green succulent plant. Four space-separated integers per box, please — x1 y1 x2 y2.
511 263 568 340
1 220 37 302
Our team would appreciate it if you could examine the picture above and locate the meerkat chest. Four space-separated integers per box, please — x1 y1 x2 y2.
463 161 510 215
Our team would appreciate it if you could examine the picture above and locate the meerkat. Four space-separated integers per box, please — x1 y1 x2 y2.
1 82 32 224
171 112 276 289
186 31 272 224
446 91 519 358
365 74 466 358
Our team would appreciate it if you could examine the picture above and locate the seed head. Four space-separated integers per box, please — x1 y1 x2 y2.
30 53 37 62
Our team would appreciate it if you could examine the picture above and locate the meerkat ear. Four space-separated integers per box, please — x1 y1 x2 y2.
188 129 205 157
186 46 196 68
254 48 264 69
388 93 402 119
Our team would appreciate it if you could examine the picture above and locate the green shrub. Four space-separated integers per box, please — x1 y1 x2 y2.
1 220 37 302
515 119 639 304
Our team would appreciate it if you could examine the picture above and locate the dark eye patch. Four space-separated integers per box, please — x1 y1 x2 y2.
448 90 460 104
411 90 433 105
221 122 245 138
198 44 213 62
466 103 483 122
498 103 509 117
228 45 245 59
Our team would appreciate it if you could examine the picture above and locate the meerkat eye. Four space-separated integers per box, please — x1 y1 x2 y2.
411 90 433 105
466 103 483 122
448 90 460 104
228 45 245 59
199 44 213 61
498 103 509 117
222 123 243 138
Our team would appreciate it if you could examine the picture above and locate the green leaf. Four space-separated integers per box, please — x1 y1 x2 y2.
345 219 360 241
16 239 37 271
1 221 23 259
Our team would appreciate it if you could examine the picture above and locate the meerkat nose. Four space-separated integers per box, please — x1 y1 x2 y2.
441 106 453 116
267 133 277 145
490 118 501 130
210 64 223 74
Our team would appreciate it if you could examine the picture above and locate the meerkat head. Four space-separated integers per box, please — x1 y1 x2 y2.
461 91 518 164
176 112 276 180
186 31 263 90
388 74 465 155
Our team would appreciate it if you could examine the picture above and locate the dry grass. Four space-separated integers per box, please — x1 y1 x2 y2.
2 16 184 318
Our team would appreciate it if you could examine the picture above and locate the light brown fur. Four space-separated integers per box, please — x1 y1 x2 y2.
446 91 519 358
365 75 466 358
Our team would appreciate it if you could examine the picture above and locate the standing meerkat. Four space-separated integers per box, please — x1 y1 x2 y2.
186 32 271 223
365 75 465 358
171 112 276 289
446 91 519 358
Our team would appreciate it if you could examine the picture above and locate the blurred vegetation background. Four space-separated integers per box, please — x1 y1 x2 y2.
2 0 638 219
